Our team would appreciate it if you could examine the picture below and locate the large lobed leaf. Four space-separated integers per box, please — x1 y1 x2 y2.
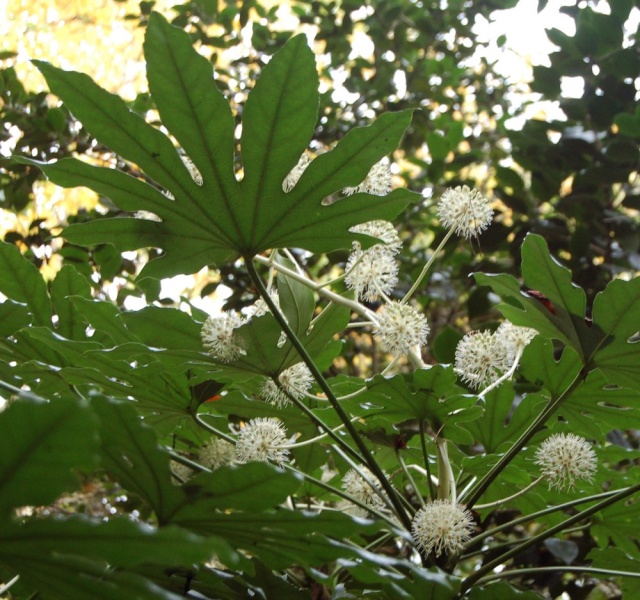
0 396 99 515
23 13 419 280
475 234 598 360
590 275 640 388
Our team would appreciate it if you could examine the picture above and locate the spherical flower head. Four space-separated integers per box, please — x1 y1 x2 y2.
260 363 314 407
496 321 537 359
198 438 236 470
437 185 493 239
342 466 387 513
201 311 247 362
454 329 511 389
344 159 392 196
235 417 290 465
374 302 429 355
245 291 280 319
345 246 399 302
170 460 194 485
350 220 402 254
411 500 475 557
283 153 311 192
535 433 597 491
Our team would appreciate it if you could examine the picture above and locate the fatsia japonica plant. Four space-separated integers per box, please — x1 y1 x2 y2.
2 11 640 600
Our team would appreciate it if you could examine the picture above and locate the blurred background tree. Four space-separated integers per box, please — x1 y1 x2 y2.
2 0 639 351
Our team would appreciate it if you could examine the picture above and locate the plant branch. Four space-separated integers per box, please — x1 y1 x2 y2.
247 256 413 530
462 366 586 508
460 482 640 592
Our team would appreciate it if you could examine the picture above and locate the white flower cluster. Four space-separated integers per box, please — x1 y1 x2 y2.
198 438 236 470
201 311 247 362
235 417 290 465
535 433 597 491
343 159 392 196
374 301 430 356
341 466 387 515
261 362 314 407
437 185 493 239
346 221 402 302
411 500 475 557
454 321 537 389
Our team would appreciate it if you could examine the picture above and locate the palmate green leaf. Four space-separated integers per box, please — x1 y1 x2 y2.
520 337 582 398
468 582 543 599
70 296 140 346
0 517 219 568
24 13 418 280
49 265 92 340
277 256 315 339
0 397 99 515
365 368 482 444
0 240 52 327
0 299 31 337
90 397 185 523
2 553 182 600
588 548 640 597
553 370 640 439
184 463 302 512
590 276 640 388
462 384 546 453
200 300 350 382
475 234 598 361
67 358 192 434
170 508 385 571
339 549 459 599
591 495 640 558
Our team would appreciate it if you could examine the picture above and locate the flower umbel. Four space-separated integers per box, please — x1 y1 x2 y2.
454 329 511 389
342 466 387 515
344 159 392 196
346 246 399 302
411 500 475 557
261 363 314 407
235 417 290 465
495 321 537 360
535 433 597 491
350 220 403 254
437 185 493 239
374 302 429 355
201 311 246 362
199 438 236 470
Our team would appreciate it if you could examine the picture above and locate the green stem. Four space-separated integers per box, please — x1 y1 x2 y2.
193 413 237 444
462 366 586 508
254 253 376 321
473 477 543 510
460 482 640 592
462 488 623 551
419 421 436 501
280 464 399 529
402 228 454 303
397 451 426 508
247 257 413 530
284 390 365 464
476 565 640 586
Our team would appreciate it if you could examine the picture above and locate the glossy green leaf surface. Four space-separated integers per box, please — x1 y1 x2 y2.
0 240 52 327
25 13 418 281
0 397 99 515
